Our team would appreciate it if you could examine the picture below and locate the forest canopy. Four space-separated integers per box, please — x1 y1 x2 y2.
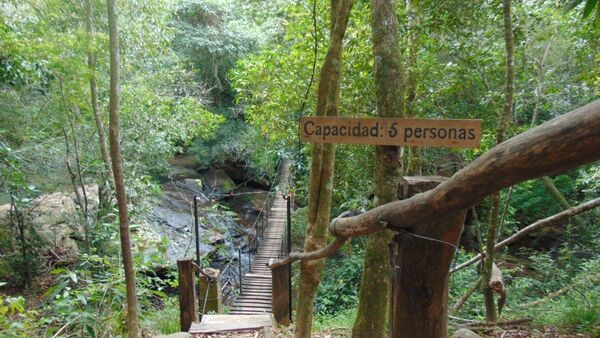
0 0 599 337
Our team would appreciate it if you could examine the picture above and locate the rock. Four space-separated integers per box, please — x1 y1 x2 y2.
152 333 192 338
224 188 268 226
169 153 201 169
199 169 235 194
206 230 225 245
182 179 204 194
0 187 100 260
169 166 201 180
451 328 482 338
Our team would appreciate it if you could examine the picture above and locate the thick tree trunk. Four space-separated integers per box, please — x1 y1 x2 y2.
390 178 467 338
390 214 467 337
106 1 139 337
294 1 353 337
352 0 404 336
482 0 514 322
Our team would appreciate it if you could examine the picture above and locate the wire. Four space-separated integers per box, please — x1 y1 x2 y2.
396 229 459 251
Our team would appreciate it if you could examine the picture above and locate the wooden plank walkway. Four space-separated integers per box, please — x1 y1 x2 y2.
229 160 290 315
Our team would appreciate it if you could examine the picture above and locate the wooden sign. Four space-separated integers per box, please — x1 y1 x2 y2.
300 116 481 148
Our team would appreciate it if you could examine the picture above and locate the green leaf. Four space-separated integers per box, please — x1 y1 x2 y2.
86 325 97 338
565 0 585 11
68 272 78 283
583 0 599 18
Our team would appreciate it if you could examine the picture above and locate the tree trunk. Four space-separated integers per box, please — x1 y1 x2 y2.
482 0 514 323
85 0 112 181
390 178 467 338
106 1 139 337
294 1 353 337
352 0 404 336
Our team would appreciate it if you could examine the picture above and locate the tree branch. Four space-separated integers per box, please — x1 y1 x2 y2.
451 196 600 273
269 237 347 270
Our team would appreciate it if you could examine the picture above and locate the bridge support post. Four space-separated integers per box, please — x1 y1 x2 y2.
198 268 221 320
177 258 197 332
270 258 291 325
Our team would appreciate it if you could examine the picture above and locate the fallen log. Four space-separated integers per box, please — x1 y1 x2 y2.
520 272 599 308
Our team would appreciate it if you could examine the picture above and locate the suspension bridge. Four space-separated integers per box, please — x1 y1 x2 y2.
178 159 292 335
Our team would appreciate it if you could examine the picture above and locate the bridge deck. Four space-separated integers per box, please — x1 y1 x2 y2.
229 161 289 315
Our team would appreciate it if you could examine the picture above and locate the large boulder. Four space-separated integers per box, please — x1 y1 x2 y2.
0 186 99 259
169 153 201 169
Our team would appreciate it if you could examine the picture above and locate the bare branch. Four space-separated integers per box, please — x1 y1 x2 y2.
269 237 347 269
451 197 600 273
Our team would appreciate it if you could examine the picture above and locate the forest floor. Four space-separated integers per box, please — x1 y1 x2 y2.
189 326 593 338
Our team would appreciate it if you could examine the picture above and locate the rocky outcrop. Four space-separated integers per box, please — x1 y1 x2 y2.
0 186 99 259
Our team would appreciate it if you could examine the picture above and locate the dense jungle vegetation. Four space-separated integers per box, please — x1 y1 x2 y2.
0 0 599 337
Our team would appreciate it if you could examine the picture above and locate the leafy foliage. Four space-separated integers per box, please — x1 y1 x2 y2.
315 247 364 315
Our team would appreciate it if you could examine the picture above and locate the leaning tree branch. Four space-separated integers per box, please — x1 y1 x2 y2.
330 99 600 238
451 196 600 273
269 237 347 269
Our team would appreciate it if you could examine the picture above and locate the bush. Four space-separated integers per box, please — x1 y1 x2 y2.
0 284 37 337
315 247 364 315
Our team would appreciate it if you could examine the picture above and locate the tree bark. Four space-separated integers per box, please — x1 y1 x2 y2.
106 1 139 337
482 0 514 322
294 2 353 337
390 210 467 338
85 0 113 180
352 0 404 336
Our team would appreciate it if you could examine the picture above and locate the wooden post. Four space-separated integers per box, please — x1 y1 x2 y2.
178 258 197 332
198 268 221 320
390 177 468 338
270 258 291 325
238 249 243 295
286 194 292 322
